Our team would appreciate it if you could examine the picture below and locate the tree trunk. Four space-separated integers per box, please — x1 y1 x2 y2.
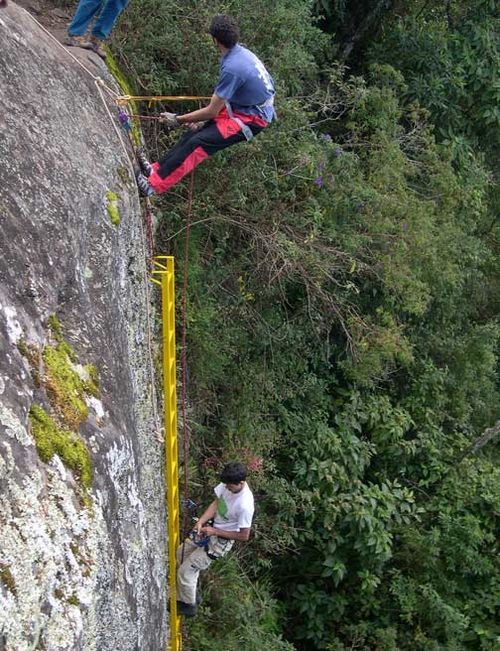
339 0 395 61
457 422 500 463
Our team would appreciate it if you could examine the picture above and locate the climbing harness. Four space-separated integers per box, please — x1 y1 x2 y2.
259 95 278 121
225 96 276 141
224 100 254 141
188 529 210 549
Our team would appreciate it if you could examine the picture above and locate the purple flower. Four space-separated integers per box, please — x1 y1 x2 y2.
334 147 342 158
314 176 324 187
320 133 332 141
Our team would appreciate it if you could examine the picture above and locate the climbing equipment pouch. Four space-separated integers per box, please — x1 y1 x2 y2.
206 535 234 560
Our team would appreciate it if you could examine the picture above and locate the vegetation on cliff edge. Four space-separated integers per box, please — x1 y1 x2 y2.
110 1 499 649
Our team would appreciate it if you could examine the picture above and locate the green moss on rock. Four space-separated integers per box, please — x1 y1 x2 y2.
17 338 29 358
117 165 130 186
48 315 77 362
46 317 101 417
29 405 92 489
17 338 42 385
106 191 121 226
47 314 62 340
83 363 100 397
54 587 64 600
106 51 141 146
23 318 99 498
0 563 16 596
43 344 90 430
67 593 80 607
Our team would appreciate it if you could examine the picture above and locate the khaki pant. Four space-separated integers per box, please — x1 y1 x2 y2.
176 536 234 605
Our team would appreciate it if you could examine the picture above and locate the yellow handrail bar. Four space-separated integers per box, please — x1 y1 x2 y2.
152 256 182 651
116 94 211 105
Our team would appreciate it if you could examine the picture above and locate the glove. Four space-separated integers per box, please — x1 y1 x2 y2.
159 112 180 128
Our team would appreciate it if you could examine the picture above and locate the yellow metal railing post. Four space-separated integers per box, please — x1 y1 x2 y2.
151 256 182 651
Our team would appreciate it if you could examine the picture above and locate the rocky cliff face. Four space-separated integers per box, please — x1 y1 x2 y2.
0 3 168 649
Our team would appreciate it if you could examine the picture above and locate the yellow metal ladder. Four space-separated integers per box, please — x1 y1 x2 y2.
151 256 182 651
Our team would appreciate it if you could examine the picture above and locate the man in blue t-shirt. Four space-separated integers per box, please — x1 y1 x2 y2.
135 14 275 196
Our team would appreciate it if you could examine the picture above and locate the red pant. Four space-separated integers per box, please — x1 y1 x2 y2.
148 109 266 194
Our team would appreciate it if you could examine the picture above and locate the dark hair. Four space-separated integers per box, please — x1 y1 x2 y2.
209 14 240 48
220 461 247 484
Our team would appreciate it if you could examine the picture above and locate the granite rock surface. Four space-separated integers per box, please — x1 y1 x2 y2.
0 3 167 649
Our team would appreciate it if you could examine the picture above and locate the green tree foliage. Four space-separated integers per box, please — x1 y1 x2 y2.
115 0 325 96
113 1 499 649
187 556 295 650
370 0 500 157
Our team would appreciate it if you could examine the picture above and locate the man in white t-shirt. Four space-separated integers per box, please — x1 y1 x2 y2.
176 461 255 617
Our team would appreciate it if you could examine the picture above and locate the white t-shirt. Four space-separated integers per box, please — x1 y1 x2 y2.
213 482 254 532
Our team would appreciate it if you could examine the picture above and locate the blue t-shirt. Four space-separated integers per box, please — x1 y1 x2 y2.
214 44 275 123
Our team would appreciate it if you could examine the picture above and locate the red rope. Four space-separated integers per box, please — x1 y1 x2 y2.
180 171 195 561
144 198 155 263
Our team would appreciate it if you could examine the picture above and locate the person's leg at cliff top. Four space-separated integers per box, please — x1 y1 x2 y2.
135 14 275 197
64 0 130 58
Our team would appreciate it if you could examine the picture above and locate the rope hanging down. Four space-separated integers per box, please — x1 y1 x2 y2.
180 170 195 563
115 109 156 259
26 9 118 101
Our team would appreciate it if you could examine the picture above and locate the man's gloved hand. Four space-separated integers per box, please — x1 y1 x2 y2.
187 121 205 131
159 112 180 128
